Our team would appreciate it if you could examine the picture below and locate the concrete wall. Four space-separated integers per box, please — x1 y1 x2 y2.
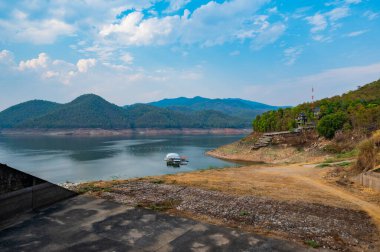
355 171 380 192
0 164 77 223
0 164 45 194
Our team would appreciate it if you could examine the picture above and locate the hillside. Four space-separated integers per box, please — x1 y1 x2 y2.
18 94 130 129
0 94 250 129
253 79 380 138
0 100 60 128
145 96 282 119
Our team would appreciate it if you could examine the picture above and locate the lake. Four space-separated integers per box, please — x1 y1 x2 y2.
0 134 245 184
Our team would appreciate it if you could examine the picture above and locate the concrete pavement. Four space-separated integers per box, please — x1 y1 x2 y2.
0 195 309 251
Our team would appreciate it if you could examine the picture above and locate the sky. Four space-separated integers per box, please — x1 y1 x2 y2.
0 0 380 110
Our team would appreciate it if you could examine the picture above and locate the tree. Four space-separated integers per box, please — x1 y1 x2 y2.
317 112 348 139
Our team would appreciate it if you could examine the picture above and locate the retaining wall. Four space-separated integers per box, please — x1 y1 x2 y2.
0 164 77 223
355 171 380 192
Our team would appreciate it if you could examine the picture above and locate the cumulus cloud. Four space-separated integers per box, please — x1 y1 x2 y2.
18 53 49 71
98 0 281 48
0 10 74 44
166 0 191 12
100 12 179 46
77 58 96 73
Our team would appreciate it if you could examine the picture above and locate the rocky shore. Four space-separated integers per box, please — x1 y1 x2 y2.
71 179 379 251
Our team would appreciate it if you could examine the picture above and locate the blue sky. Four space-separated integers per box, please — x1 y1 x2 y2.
0 0 379 110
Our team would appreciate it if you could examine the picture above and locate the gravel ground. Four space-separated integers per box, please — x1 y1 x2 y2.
82 180 379 251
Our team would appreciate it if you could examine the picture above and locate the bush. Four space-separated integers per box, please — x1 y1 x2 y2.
354 130 380 173
317 112 348 139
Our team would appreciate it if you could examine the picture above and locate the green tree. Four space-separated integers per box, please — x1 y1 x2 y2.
317 112 348 139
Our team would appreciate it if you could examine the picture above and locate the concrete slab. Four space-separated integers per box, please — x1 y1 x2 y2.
0 195 309 251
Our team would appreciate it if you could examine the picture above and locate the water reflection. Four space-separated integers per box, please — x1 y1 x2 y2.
0 134 245 183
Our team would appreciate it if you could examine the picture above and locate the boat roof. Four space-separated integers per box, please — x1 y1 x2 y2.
166 153 180 158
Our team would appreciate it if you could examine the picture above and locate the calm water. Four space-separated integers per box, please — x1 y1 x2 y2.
0 134 245 183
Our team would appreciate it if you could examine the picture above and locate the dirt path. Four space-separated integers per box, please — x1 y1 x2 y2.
294 175 380 229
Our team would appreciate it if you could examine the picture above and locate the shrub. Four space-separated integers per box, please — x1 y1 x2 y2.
317 112 348 139
354 130 380 173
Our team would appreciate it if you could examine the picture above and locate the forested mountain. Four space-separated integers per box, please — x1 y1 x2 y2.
17 94 130 129
253 79 380 138
0 94 250 129
0 100 60 128
145 96 283 119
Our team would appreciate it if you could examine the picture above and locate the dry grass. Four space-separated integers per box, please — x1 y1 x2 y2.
354 130 380 173
161 164 362 209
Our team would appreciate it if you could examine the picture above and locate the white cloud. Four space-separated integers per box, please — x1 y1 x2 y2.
345 0 361 4
346 30 368 37
98 0 281 49
251 22 286 50
326 6 349 21
0 50 13 63
77 58 96 73
363 10 379 21
305 2 353 42
42 71 59 79
305 13 328 33
283 47 303 66
99 12 180 46
18 53 49 71
166 0 191 12
0 11 74 44
120 53 134 64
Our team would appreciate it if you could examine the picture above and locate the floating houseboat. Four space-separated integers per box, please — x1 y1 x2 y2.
164 153 189 167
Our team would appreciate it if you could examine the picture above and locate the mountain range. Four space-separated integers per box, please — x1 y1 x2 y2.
0 95 284 129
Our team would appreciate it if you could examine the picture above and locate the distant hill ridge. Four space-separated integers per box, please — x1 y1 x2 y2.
146 96 284 119
0 94 282 129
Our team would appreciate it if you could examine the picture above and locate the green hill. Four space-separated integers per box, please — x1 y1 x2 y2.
0 100 60 128
253 79 380 138
17 94 130 129
0 94 250 129
145 96 284 119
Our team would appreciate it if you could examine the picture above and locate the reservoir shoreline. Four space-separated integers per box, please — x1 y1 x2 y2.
0 128 251 137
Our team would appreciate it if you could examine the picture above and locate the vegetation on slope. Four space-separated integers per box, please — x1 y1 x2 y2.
18 94 130 129
0 100 60 128
0 94 250 129
146 96 283 120
253 80 380 138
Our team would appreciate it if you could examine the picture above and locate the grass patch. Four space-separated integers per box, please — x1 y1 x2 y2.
336 161 351 167
316 163 331 168
304 239 320 248
323 158 336 164
146 199 181 211
151 179 165 184
239 210 249 216
76 183 112 194
336 149 358 159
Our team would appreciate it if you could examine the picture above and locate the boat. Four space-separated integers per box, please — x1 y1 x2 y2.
164 153 189 167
